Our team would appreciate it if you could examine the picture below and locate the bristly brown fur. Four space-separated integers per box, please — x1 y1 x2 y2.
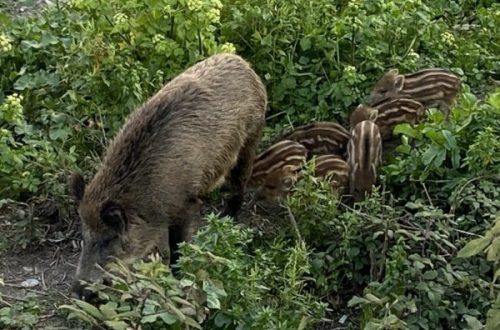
314 155 350 194
351 98 425 140
367 68 460 120
279 121 350 158
347 120 382 202
69 53 267 298
248 140 307 200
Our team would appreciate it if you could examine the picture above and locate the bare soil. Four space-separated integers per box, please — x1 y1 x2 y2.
0 243 80 329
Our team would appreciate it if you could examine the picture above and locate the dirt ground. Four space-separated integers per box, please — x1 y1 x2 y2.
0 243 80 329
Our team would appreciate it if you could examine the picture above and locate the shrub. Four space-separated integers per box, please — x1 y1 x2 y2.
61 215 326 329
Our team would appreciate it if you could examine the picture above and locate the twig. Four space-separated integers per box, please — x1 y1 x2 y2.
450 228 482 238
265 111 287 121
420 182 434 207
41 270 47 291
102 13 131 46
285 204 303 242
0 294 28 303
400 34 418 61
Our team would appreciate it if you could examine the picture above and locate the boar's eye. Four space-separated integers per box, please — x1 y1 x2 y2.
100 200 127 233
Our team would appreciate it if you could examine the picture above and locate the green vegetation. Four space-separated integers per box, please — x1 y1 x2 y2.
0 0 499 329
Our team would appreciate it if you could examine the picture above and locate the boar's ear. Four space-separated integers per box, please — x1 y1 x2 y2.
69 172 85 203
388 68 399 76
394 75 405 91
101 200 127 233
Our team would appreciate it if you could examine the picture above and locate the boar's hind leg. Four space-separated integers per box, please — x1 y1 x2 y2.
222 131 262 219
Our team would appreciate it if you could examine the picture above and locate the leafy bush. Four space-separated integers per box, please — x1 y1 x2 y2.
61 215 326 329
458 215 500 330
61 253 219 329
0 0 232 200
221 0 499 126
1 0 499 329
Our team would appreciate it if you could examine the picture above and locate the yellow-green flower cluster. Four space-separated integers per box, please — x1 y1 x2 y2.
220 42 236 54
162 5 173 14
343 65 357 75
0 34 12 53
441 32 455 46
347 0 361 11
186 0 203 11
1 93 24 123
152 34 165 44
206 8 221 23
113 13 129 26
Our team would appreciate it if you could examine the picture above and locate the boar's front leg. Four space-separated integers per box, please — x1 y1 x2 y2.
169 197 203 269
222 129 262 219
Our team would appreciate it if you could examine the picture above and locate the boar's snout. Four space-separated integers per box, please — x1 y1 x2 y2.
71 280 96 301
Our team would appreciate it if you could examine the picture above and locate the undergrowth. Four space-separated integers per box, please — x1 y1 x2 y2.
0 0 499 329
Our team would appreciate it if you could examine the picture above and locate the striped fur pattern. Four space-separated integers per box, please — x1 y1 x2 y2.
249 140 307 200
367 68 460 120
347 120 383 202
280 122 350 158
352 98 426 140
349 104 378 129
314 155 350 193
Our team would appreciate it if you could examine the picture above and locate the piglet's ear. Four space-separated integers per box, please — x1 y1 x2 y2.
68 172 85 204
101 200 127 233
394 75 405 91
368 109 379 121
388 68 399 75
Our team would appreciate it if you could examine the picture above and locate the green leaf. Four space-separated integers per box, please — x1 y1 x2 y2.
40 33 59 46
422 147 437 166
104 320 129 330
364 293 383 305
21 40 43 49
423 270 438 280
485 308 500 330
394 123 419 138
158 312 177 325
214 313 231 327
72 299 103 319
486 237 500 262
141 314 159 324
463 315 484 330
458 237 491 258
13 75 32 91
442 130 457 150
59 305 98 325
348 296 367 307
300 37 311 51
99 302 118 319
49 128 70 141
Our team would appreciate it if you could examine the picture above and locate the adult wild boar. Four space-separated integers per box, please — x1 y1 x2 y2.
69 53 267 299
